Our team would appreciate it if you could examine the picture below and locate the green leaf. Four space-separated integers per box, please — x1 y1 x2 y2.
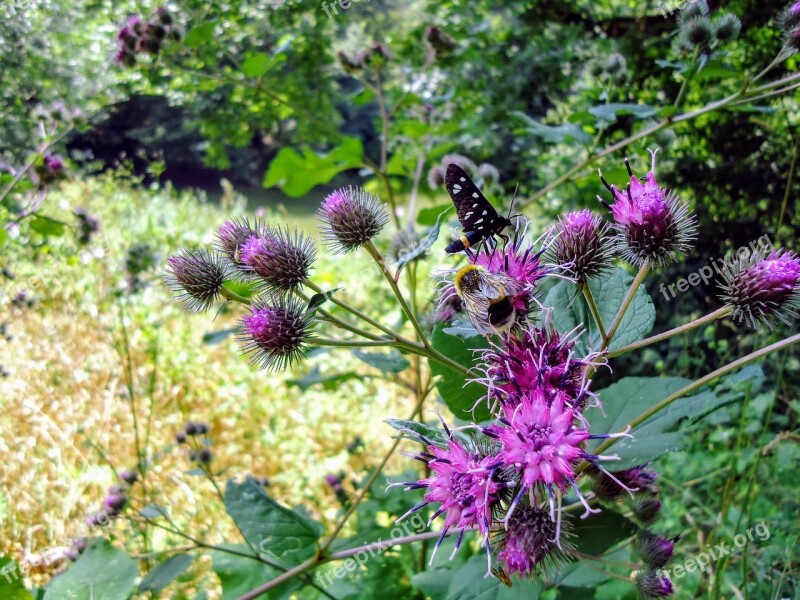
588 103 658 123
396 207 453 272
306 288 338 313
444 554 543 599
241 52 271 77
417 204 453 226
138 554 194 594
353 350 410 373
429 324 490 422
211 546 299 600
29 216 66 237
140 503 169 519
286 366 363 391
0 557 33 600
571 509 638 555
543 268 655 353
44 538 137 600
0 228 8 246
222 279 259 299
223 477 322 563
203 328 237 345
511 111 590 144
384 418 449 447
263 137 364 197
184 22 215 48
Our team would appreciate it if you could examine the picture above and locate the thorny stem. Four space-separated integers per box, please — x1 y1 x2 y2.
603 260 651 349
581 284 607 344
608 306 732 358
583 332 800 469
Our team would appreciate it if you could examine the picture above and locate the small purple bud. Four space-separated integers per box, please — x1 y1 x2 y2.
547 209 614 284
637 531 675 569
634 498 663 523
317 187 389 254
164 249 229 312
104 493 128 513
635 570 674 597
175 432 187 444
119 469 139 485
238 296 314 371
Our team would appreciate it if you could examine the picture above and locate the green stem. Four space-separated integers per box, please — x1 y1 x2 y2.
776 141 798 240
219 286 252 305
608 306 732 358
294 288 382 341
674 48 700 109
603 260 650 349
586 331 800 462
582 284 607 344
312 338 398 348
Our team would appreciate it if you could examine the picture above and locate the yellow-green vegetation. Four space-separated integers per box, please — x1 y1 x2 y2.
0 175 414 591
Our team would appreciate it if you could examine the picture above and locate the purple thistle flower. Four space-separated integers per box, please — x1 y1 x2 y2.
103 493 128 514
238 296 314 371
481 325 602 411
637 531 675 569
599 150 696 267
469 227 548 294
164 248 229 312
547 210 614 284
240 226 316 292
594 464 659 500
496 505 573 578
318 187 389 254
719 248 800 328
43 154 65 175
214 218 257 270
636 570 674 597
119 469 138 485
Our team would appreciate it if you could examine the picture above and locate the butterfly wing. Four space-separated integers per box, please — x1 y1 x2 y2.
445 164 503 236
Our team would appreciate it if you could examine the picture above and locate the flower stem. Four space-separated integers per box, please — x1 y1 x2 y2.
673 48 700 109
219 286 253 305
587 331 800 462
607 306 732 358
603 260 650 349
582 284 608 344
312 338 398 348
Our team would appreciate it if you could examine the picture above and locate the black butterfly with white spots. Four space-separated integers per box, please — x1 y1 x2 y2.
444 164 512 254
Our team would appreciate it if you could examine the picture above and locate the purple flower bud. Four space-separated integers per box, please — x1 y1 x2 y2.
477 162 500 184
184 422 199 436
104 493 128 513
634 498 663 523
164 248 229 312
114 48 137 67
240 227 316 292
175 432 187 444
72 538 88 553
156 6 173 25
426 165 446 189
497 506 572 578
783 2 800 30
594 465 659 500
718 249 800 328
547 209 614 284
318 187 389 254
119 469 138 485
197 448 212 463
238 296 314 371
86 511 111 528
43 154 65 175
215 218 257 270
637 531 675 568
636 570 674 597
599 150 696 266
424 26 457 54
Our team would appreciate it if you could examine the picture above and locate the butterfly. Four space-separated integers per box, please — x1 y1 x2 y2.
444 164 512 254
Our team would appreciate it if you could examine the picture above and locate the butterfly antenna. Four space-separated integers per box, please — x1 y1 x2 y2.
506 183 520 220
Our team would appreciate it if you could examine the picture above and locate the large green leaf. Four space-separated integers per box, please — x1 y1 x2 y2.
543 268 655 353
0 557 33 600
263 137 364 197
211 546 299 600
138 554 194 594
223 477 322 564
353 350 410 373
43 538 137 600
428 323 490 422
445 554 543 600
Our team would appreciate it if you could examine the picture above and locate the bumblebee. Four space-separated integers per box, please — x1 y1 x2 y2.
453 264 521 335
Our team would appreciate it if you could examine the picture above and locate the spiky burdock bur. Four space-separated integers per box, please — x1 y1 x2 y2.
594 464 659 500
237 296 315 371
240 226 316 292
635 570 674 598
214 218 257 271
547 209 614 284
599 150 697 267
636 531 675 569
679 16 714 50
317 187 390 254
714 13 741 44
164 249 229 312
782 2 800 50
495 505 573 578
718 248 800 328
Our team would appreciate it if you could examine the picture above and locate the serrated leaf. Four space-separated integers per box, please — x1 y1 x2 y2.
396 207 453 273
138 554 194 593
223 477 322 563
429 323 490 422
353 350 410 373
43 538 137 600
543 268 655 353
202 328 237 345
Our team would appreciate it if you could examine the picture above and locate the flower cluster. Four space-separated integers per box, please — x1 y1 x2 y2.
114 7 181 68
675 1 741 53
85 468 139 528
175 421 213 464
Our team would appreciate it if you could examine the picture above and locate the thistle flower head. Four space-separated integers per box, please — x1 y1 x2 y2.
492 390 589 492
718 248 800 328
714 13 741 44
44 154 65 174
680 0 709 21
635 571 674 597
600 150 697 267
238 296 314 371
637 531 675 569
782 2 800 32
634 498 663 523
496 505 572 577
103 492 128 514
482 325 601 410
594 465 659 500
427 165 446 189
547 209 614 284
402 436 504 535
318 187 389 254
164 248 229 311
680 16 714 49
214 217 257 270
119 469 138 485
240 226 316 292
